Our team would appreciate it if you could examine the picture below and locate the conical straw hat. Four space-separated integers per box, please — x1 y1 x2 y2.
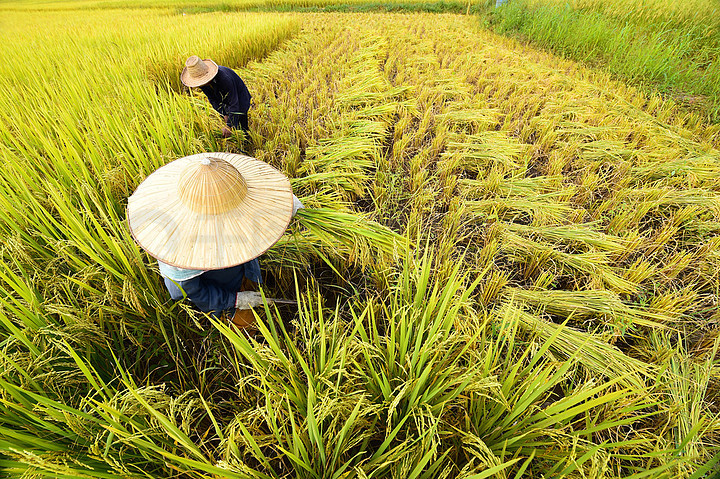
180 55 219 88
127 152 293 270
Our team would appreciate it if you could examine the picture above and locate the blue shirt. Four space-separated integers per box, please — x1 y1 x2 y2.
161 259 261 318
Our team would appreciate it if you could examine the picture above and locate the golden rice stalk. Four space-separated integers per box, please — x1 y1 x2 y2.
500 301 653 390
505 222 637 253
631 155 720 184
293 208 406 268
648 286 698 318
440 132 530 173
623 258 658 285
505 287 678 330
464 193 581 225
458 173 565 199
659 250 695 281
478 270 509 306
620 188 720 217
643 223 680 256
605 202 658 234
436 109 500 132
499 230 638 292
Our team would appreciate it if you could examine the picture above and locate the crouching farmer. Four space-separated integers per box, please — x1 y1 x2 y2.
181 55 251 138
127 152 303 329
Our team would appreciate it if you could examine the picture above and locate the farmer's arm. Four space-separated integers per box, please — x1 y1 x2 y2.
220 70 249 130
222 116 232 137
225 112 243 129
200 84 224 115
222 89 243 132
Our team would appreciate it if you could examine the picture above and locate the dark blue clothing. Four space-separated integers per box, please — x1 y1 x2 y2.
163 259 261 318
200 66 251 131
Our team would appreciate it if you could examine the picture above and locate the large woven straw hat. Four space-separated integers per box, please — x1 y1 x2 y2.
127 152 293 270
180 55 219 88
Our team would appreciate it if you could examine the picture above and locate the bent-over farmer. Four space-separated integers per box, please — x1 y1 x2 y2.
181 55 251 138
127 152 303 329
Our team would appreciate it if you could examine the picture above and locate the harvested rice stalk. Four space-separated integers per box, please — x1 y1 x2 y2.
623 258 658 285
465 193 581 225
505 287 678 330
648 286 698 318
500 301 654 390
458 174 565 199
505 222 638 253
619 188 720 217
436 109 500 132
499 230 638 292
440 131 530 173
631 155 720 184
658 250 695 281
479 270 509 306
294 208 406 268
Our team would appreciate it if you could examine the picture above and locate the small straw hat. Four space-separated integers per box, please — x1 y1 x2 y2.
180 55 219 88
127 152 293 270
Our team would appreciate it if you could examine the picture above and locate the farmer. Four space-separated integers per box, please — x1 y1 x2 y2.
127 152 303 330
181 55 251 138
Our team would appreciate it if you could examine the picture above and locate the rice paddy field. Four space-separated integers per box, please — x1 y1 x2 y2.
1 0 719 477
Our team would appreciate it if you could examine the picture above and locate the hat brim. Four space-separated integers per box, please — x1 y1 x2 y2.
180 59 219 87
127 153 293 270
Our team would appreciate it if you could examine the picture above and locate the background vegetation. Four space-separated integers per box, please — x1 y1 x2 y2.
0 1 718 478
484 0 720 121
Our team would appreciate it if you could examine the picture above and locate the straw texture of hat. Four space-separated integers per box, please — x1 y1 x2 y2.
127 152 293 270
180 55 219 88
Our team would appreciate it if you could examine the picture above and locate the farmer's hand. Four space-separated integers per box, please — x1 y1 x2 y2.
221 126 232 138
235 291 264 310
292 195 304 217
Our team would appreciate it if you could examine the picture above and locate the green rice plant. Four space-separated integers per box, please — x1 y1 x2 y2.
634 331 720 477
462 303 679 476
212 252 486 477
212 251 687 477
0 364 257 478
547 0 720 29
214 292 380 477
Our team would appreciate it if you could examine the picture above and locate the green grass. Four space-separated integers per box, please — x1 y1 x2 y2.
484 0 720 121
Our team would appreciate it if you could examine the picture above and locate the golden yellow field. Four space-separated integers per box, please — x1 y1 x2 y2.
0 5 718 478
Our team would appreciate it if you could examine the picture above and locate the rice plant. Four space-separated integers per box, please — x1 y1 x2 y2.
0 4 718 478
